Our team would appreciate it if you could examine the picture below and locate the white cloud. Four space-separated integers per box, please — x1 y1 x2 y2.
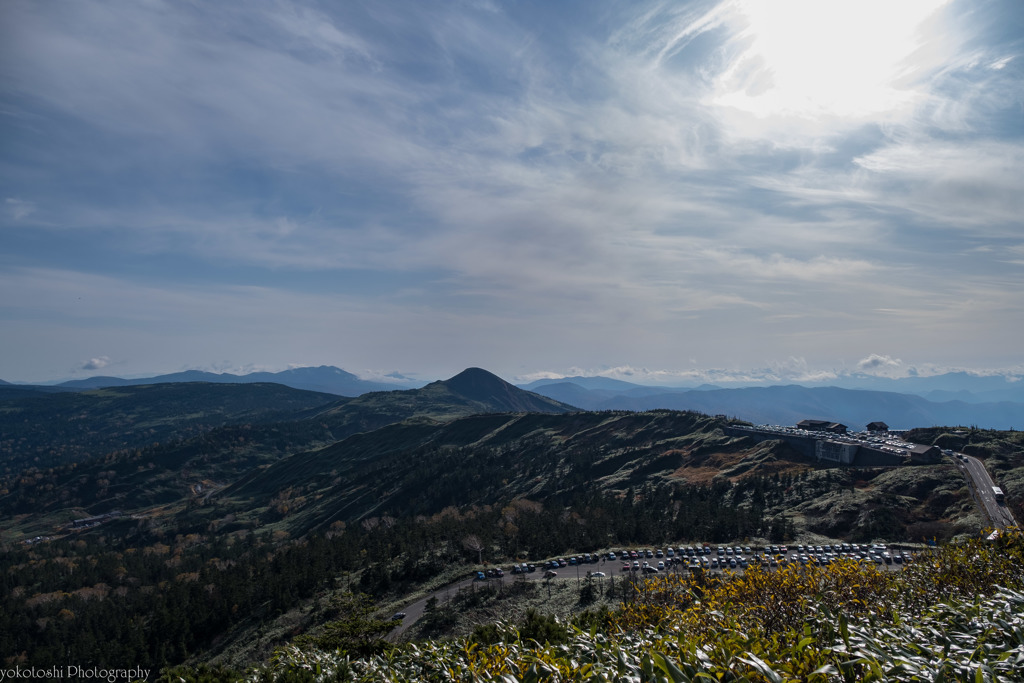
514 370 571 383
355 369 424 384
856 353 903 374
80 356 111 371
989 56 1013 70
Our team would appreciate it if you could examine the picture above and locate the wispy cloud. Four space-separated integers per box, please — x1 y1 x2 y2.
852 140 1024 229
5 198 34 220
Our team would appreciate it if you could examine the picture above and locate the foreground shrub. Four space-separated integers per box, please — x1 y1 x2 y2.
245 587 1024 682
169 530 1024 682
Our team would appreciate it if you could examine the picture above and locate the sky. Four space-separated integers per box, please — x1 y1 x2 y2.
1 0 1022 385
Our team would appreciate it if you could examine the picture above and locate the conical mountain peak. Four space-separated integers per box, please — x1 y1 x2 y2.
442 367 508 392
440 368 574 413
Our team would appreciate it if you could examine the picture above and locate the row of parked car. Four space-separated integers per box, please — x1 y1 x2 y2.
478 543 918 581
508 552 605 575
614 543 917 572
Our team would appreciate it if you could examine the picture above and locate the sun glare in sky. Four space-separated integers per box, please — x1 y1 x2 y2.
714 0 950 122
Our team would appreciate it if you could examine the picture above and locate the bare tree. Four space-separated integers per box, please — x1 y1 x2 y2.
462 534 484 565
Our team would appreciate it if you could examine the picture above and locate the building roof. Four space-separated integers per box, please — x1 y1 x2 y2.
797 419 848 432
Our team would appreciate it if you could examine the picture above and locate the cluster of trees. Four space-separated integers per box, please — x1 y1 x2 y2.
1 472 806 670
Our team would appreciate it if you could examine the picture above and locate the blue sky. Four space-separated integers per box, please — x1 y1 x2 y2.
1 0 1022 385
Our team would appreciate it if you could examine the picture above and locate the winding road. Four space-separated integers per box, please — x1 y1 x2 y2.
954 452 1018 529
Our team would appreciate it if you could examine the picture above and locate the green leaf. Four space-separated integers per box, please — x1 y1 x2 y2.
739 654 783 683
652 652 691 683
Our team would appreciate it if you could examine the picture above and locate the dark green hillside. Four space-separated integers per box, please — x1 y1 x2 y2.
0 382 341 473
0 419 342 524
222 410 780 533
218 409 984 544
0 384 74 400
0 369 573 536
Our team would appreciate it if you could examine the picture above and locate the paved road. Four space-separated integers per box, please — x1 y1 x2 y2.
389 564 603 639
953 452 1017 528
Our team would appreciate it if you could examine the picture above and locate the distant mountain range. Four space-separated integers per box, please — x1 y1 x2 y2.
798 371 1024 404
51 365 425 396
0 367 572 477
519 372 1024 404
4 365 1023 431
519 381 1024 431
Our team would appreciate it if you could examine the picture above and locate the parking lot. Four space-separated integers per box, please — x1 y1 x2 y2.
391 542 920 638
506 542 917 579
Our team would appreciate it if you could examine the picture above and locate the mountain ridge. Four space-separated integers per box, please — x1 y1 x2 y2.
52 365 423 397
525 382 1024 430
